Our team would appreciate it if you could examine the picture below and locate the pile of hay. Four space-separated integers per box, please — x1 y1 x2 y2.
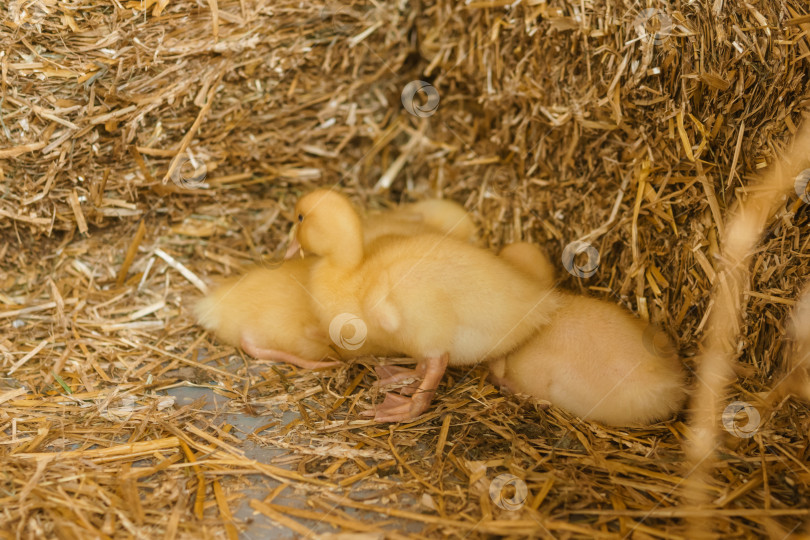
2 0 809 537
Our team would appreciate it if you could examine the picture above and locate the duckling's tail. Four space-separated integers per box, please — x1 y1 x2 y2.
191 279 241 346
193 293 221 332
599 361 687 426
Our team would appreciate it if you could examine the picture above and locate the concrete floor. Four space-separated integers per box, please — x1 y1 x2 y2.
165 384 421 539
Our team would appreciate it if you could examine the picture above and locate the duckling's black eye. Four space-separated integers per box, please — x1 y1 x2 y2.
297 213 303 223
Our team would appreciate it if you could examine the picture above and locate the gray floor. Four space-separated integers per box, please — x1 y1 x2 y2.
164 384 421 539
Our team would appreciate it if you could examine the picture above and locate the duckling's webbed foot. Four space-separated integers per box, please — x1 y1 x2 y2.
364 354 449 422
370 392 412 411
486 357 515 391
240 337 341 370
373 364 422 395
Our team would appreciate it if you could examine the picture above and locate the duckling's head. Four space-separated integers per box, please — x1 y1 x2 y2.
294 189 364 265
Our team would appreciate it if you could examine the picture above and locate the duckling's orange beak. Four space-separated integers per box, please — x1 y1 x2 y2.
284 237 302 259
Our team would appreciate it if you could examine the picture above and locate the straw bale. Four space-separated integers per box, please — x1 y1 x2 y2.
2 0 810 537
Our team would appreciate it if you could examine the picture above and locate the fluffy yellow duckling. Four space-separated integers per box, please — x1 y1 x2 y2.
292 189 560 422
363 199 478 245
489 242 687 425
194 198 477 369
493 241 556 290
194 258 338 369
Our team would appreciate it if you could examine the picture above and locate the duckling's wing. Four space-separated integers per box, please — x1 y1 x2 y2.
363 261 461 358
363 268 402 333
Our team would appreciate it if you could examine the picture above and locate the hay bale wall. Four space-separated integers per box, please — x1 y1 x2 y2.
2 0 810 537
5 1 809 352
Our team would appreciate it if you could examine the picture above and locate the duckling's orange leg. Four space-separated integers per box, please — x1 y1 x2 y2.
363 354 449 422
240 337 341 370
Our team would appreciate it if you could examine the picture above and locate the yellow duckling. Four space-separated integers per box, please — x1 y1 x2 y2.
292 189 560 422
194 257 338 369
363 199 478 245
194 198 477 369
492 241 556 290
490 242 687 426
